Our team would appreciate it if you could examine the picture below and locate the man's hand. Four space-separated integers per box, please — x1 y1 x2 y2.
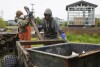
38 25 42 32
29 12 33 17
61 33 66 40
38 25 42 28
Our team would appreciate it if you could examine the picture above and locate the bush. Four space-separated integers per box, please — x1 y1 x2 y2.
60 21 68 28
63 21 68 27
0 18 7 28
36 17 42 25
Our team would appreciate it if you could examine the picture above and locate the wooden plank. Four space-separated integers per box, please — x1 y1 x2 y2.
31 19 44 40
24 6 43 40
19 40 65 45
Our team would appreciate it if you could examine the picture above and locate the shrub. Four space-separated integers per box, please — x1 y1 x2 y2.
0 18 7 28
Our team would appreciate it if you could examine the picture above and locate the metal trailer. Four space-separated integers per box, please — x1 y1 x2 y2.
16 41 100 67
16 40 65 67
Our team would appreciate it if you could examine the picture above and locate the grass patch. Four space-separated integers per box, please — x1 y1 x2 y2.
6 26 18 28
67 33 100 44
31 38 44 47
31 34 100 44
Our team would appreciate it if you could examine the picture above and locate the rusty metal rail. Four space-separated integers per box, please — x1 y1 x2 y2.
20 40 65 45
16 40 65 67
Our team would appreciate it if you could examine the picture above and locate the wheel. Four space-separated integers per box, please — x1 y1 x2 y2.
2 55 18 67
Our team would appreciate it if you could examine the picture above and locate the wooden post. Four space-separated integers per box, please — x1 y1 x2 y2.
30 18 44 40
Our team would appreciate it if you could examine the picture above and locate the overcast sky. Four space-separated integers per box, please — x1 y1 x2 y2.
0 0 100 21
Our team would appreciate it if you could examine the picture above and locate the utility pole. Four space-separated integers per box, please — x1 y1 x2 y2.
30 3 35 16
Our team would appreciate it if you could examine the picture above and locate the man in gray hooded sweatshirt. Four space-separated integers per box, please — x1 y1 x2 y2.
38 8 66 40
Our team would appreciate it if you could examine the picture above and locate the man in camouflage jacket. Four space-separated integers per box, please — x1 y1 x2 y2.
15 10 31 48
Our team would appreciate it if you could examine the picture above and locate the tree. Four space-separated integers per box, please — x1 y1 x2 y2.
63 21 68 27
36 17 42 25
0 18 7 28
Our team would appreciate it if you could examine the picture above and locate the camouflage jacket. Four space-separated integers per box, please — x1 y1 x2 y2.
14 15 30 33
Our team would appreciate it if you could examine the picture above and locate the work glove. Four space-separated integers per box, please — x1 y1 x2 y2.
61 33 66 40
38 25 42 31
38 25 42 28
28 12 33 17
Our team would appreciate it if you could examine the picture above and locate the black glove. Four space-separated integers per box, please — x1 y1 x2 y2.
29 12 33 17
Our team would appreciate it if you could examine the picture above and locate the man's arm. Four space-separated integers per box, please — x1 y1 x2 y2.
14 15 28 28
54 19 66 40
17 19 28 28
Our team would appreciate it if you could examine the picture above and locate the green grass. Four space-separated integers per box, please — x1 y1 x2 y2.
67 33 100 44
6 26 18 32
6 26 18 28
31 33 100 44
31 38 44 47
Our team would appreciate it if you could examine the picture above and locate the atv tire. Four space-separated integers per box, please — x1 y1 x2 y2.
2 55 18 67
